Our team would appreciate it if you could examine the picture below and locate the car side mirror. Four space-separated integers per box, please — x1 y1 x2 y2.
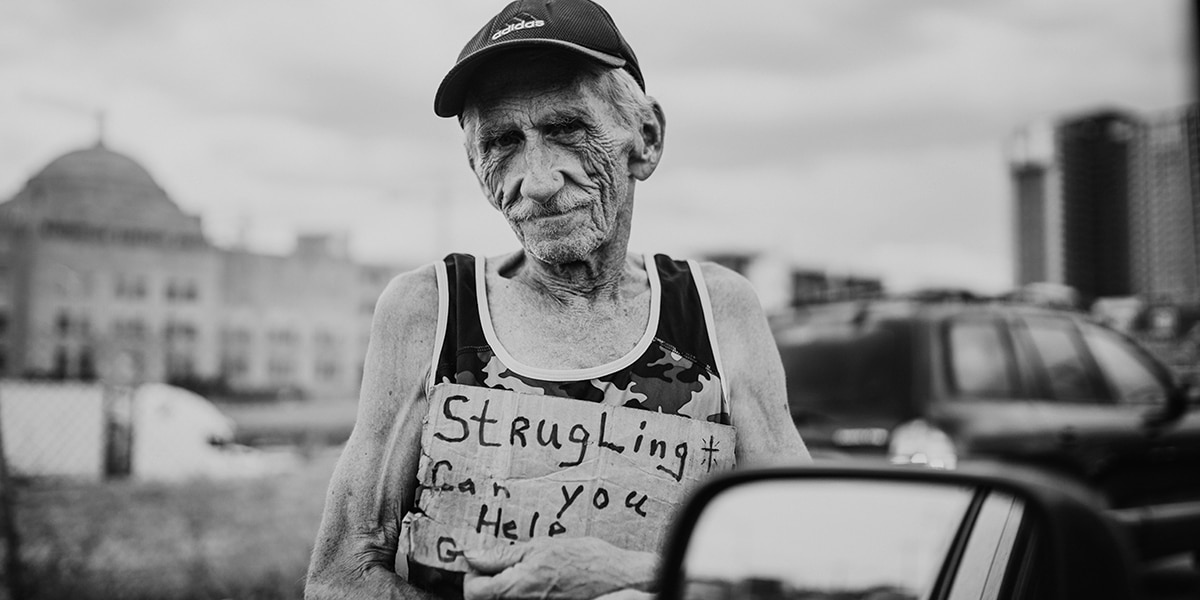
657 465 1140 600
1144 379 1191 428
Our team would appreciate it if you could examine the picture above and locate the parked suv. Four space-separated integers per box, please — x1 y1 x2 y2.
774 299 1200 510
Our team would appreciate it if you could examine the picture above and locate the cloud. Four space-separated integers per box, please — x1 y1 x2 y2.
0 0 1191 293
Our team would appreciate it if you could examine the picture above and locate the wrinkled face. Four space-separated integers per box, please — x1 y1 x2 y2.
463 63 639 264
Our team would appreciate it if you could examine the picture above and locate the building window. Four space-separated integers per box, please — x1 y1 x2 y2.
167 279 201 303
53 346 69 379
56 310 70 336
114 318 148 339
222 357 249 379
79 347 96 381
116 274 147 299
268 329 298 346
0 311 8 337
314 330 338 348
268 358 294 381
167 353 196 379
316 360 339 382
166 321 198 342
222 328 252 348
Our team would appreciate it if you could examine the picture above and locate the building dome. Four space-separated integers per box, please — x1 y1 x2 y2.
35 144 162 197
7 142 203 236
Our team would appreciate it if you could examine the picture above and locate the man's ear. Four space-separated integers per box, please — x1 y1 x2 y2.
629 98 666 181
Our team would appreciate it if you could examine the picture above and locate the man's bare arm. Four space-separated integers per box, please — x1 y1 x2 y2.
305 265 440 600
701 262 811 466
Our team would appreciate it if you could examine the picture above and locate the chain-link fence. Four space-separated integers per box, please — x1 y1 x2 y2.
0 381 135 599
0 382 133 482
0 380 333 600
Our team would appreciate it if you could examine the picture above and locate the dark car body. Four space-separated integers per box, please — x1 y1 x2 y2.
774 299 1200 510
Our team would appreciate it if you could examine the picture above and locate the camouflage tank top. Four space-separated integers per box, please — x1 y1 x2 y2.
406 252 730 599
426 252 730 423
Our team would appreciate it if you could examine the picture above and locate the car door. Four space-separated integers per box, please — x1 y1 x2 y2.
931 315 1044 463
1077 321 1200 507
1012 314 1160 507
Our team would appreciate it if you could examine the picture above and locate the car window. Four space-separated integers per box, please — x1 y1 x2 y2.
777 318 914 422
946 490 1028 600
1022 317 1108 403
1082 324 1169 407
947 319 1018 398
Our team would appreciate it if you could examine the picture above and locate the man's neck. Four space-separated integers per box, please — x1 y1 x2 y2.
487 239 651 370
505 243 636 308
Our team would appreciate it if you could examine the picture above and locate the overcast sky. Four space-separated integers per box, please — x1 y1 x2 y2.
0 0 1191 294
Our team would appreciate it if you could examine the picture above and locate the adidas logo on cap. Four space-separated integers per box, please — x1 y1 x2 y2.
491 13 546 40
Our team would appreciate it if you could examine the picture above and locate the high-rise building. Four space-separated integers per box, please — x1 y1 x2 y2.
1011 105 1200 304
1009 123 1060 287
1011 161 1050 284
1129 106 1200 303
1057 110 1140 300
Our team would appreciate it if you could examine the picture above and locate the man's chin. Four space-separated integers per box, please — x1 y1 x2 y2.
520 235 603 265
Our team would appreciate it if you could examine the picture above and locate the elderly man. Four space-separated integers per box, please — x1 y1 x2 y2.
305 1 809 598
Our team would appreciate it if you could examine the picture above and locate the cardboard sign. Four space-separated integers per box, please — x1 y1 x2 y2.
399 383 737 572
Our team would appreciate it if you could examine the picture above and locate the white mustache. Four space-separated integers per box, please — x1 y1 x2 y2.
505 190 593 222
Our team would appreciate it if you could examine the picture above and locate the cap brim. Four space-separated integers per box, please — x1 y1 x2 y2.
434 39 627 118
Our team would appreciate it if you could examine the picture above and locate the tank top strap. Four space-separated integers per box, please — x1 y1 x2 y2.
431 253 486 390
651 254 722 379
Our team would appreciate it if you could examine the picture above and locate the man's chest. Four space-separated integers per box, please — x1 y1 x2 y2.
486 290 651 370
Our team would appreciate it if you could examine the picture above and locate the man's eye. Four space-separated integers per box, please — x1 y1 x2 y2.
485 132 522 151
549 120 584 137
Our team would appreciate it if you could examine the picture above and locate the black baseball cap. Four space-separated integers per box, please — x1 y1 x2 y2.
434 0 644 118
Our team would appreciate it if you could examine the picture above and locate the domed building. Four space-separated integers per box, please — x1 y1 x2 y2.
0 141 401 398
8 143 208 238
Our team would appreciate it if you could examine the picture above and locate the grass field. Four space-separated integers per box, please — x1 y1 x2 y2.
12 446 343 600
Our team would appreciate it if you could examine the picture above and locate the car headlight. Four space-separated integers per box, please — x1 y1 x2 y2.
888 419 958 470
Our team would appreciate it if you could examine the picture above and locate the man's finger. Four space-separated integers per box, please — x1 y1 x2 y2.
463 567 526 600
462 572 497 600
464 543 528 574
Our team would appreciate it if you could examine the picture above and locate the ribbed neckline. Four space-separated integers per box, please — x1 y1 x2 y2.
474 252 662 382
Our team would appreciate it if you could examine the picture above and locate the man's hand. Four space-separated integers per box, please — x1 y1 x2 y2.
462 537 657 600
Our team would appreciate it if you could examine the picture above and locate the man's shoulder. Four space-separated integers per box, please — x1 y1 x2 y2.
373 262 441 330
691 260 762 311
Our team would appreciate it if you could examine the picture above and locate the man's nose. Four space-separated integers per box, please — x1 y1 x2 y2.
517 137 565 203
